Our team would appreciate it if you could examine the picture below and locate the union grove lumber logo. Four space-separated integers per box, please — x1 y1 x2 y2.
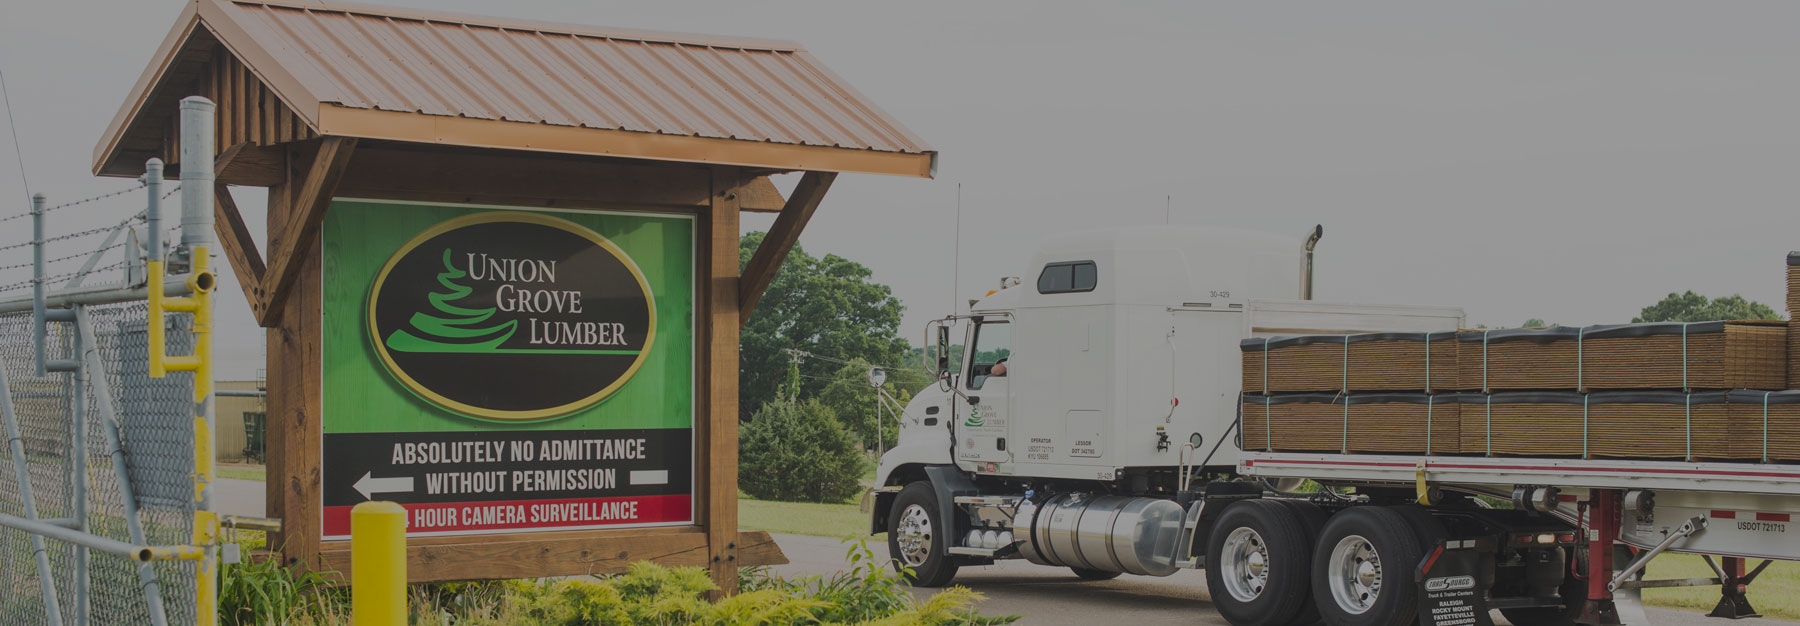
368 212 655 421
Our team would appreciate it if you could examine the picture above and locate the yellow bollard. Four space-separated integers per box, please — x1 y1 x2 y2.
352 501 408 626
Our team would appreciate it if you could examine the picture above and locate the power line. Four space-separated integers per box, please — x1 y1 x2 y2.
0 65 28 212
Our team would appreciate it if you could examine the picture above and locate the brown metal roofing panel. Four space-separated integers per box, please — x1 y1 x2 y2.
209 0 932 154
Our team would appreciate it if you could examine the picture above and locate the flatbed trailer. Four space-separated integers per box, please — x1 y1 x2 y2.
1240 449 1798 623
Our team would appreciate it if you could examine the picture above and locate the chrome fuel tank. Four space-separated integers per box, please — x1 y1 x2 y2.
1018 493 1185 576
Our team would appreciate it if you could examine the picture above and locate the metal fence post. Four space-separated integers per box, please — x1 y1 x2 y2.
145 158 163 266
179 95 220 626
31 194 45 376
68 310 88 626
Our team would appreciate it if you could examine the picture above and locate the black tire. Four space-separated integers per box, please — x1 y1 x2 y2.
1205 499 1316 626
1310 507 1424 626
1388 505 1447 552
1071 567 1123 581
886 481 959 587
1275 500 1329 626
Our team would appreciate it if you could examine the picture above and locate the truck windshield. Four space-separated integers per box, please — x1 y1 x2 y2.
967 321 1011 390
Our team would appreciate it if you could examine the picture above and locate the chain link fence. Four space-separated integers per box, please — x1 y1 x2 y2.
0 303 196 625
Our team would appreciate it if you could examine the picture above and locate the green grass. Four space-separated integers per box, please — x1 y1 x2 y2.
1641 554 1800 620
738 495 870 540
218 466 266 481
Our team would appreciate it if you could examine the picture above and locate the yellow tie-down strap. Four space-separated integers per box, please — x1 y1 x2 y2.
1415 459 1433 506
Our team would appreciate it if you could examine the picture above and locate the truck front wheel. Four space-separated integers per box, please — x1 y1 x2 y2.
1205 499 1317 626
887 481 959 587
1311 507 1423 626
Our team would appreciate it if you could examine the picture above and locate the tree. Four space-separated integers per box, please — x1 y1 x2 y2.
1632 291 1782 323
1520 318 1553 328
815 358 929 450
739 232 910 419
738 396 869 503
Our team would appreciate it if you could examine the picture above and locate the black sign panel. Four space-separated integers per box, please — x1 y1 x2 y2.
369 212 655 421
322 429 692 537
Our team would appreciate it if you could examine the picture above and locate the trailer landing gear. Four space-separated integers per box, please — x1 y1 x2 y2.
1576 490 1622 626
1706 557 1769 620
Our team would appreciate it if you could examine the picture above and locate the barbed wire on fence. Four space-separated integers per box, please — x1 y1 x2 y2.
0 183 152 225
0 242 130 273
0 260 133 294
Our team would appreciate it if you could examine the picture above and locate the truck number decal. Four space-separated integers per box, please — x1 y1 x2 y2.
1209 290 1230 299
1738 521 1787 533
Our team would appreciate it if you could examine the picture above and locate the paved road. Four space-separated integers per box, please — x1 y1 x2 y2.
768 532 1784 626
214 480 1782 625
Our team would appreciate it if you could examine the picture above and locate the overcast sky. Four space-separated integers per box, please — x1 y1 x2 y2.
2 1 1798 377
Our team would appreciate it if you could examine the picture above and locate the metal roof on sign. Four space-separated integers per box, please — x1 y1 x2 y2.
95 0 935 178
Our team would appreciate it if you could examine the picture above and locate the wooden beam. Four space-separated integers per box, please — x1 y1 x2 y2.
704 167 743 595
736 176 786 213
314 529 786 583
212 185 267 320
214 141 286 187
259 137 355 324
738 171 835 326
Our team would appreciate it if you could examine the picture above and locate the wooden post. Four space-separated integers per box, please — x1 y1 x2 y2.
704 167 742 594
266 188 325 568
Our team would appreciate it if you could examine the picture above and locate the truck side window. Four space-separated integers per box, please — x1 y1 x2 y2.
967 321 1011 390
1037 260 1097 294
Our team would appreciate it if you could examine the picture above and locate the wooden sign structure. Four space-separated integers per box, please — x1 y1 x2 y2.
94 0 934 591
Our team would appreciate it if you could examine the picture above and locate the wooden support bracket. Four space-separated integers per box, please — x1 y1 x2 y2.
738 171 836 326
260 136 356 325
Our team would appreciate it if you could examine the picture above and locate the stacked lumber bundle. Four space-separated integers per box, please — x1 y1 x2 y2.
1790 253 1799 389
1456 323 1785 391
1240 332 1460 393
1728 390 1800 461
1242 393 1461 455
1455 392 1741 459
1456 328 1580 391
1239 253 1799 460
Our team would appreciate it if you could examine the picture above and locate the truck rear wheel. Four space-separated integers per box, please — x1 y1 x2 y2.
887 481 959 587
1311 506 1423 626
1205 499 1316 626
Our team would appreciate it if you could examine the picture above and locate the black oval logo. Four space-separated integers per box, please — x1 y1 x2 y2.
367 212 655 421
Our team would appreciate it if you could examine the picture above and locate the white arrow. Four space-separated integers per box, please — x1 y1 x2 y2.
353 471 415 500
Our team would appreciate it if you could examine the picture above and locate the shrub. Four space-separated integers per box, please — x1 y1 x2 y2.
739 396 870 503
219 532 346 625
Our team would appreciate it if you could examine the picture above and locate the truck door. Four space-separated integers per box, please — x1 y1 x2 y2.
958 318 1012 467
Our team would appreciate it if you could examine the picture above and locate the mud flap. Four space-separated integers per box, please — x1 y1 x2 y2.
1417 540 1495 626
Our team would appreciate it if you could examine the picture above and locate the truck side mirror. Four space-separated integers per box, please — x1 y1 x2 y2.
935 325 951 376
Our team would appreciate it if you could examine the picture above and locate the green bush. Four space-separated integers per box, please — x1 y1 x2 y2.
740 396 870 503
226 538 1015 625
219 532 346 625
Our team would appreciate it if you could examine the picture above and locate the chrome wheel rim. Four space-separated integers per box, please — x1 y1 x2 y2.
895 504 934 566
1327 534 1382 615
1218 527 1271 602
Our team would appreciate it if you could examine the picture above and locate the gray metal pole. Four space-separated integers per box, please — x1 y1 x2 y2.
0 356 65 626
75 307 170 626
69 311 89 626
145 158 163 264
31 193 45 376
178 98 214 251
180 96 215 515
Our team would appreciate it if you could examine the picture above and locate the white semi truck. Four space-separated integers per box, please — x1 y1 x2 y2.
867 225 1795 626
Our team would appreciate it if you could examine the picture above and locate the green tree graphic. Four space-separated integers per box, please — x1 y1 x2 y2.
385 249 519 353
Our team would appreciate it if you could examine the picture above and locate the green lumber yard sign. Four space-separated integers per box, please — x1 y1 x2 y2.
320 199 694 539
